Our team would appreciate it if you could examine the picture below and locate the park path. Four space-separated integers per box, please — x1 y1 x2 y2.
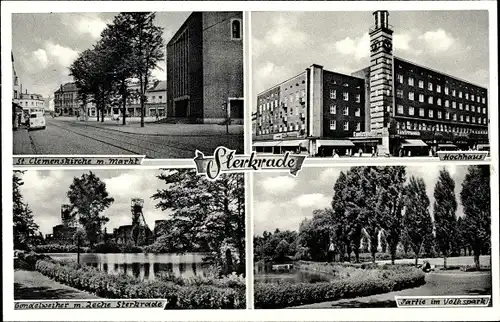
14 269 100 300
294 271 492 309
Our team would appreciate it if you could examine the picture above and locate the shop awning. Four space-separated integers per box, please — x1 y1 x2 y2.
477 144 490 150
317 139 354 147
439 144 457 149
401 139 428 148
351 139 380 144
279 140 308 147
253 141 280 147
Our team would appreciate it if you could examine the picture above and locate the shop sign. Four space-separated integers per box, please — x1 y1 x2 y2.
397 130 421 136
273 132 300 140
353 131 383 138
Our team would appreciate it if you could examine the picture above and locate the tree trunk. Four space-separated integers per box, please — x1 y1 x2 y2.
415 252 419 266
443 255 447 269
474 251 480 270
354 247 359 263
370 234 378 264
77 235 81 265
122 79 127 125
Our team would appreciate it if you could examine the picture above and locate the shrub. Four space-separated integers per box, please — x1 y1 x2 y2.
35 259 245 309
34 244 90 254
254 264 425 309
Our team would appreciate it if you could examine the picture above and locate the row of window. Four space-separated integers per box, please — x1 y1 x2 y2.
18 101 44 107
329 120 361 131
398 121 488 135
399 91 487 113
257 122 306 135
329 104 361 117
258 91 306 113
396 74 486 103
329 89 361 102
397 104 488 125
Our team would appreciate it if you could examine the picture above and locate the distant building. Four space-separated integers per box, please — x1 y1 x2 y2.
12 52 20 103
167 12 244 124
146 80 167 117
54 82 79 116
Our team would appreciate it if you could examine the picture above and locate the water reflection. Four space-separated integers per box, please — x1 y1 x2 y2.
49 253 209 280
254 261 332 284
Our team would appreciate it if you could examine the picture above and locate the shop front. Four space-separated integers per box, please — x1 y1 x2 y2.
391 130 430 157
253 139 308 154
315 139 355 157
350 132 384 156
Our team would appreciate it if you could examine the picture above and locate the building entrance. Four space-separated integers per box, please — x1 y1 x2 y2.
229 99 244 120
174 99 189 117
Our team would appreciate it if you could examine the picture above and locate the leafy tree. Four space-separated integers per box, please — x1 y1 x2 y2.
275 239 290 259
67 171 114 247
152 169 245 274
403 176 433 266
460 165 491 270
121 12 165 127
331 171 350 262
433 168 457 268
375 166 406 265
13 171 39 250
380 230 387 253
298 209 333 261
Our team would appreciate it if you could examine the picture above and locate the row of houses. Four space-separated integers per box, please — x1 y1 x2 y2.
53 80 167 118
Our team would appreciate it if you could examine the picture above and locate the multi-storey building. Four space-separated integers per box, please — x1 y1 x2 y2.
18 92 45 112
253 10 489 156
145 80 167 117
54 82 79 116
167 12 244 124
253 66 365 156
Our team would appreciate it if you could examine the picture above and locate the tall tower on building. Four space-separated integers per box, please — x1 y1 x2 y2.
369 10 394 154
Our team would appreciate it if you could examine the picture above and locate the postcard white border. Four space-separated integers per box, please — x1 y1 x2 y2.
2 1 499 321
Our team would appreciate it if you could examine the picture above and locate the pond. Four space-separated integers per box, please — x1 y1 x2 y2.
254 261 332 284
48 253 209 280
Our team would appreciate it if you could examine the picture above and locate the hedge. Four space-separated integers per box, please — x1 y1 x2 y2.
33 244 91 254
35 260 245 309
254 264 425 309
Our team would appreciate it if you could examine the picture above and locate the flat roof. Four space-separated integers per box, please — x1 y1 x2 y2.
395 56 488 91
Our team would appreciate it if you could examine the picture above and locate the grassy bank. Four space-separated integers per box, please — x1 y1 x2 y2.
254 262 425 309
35 259 245 309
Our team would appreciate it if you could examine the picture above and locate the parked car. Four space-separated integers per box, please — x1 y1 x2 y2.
28 111 46 131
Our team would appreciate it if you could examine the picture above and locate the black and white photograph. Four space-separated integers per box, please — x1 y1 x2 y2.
12 11 244 158
253 165 492 308
251 11 490 158
13 169 246 309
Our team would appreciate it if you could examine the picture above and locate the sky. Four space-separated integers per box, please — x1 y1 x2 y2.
19 169 174 235
12 12 191 98
252 10 490 109
253 165 479 235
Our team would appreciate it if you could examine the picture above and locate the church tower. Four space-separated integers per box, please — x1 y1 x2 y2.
369 11 394 154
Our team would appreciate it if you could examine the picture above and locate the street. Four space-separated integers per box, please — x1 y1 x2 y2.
13 117 244 159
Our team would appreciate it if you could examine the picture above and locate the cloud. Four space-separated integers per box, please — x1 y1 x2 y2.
253 62 291 99
419 29 457 52
265 15 307 49
44 42 79 67
260 175 297 194
21 49 49 72
62 13 108 39
294 193 330 208
319 168 341 185
393 33 413 51
334 32 370 61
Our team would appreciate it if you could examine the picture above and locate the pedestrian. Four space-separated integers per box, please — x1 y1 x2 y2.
156 113 159 121
358 148 363 157
371 147 376 157
332 149 339 158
